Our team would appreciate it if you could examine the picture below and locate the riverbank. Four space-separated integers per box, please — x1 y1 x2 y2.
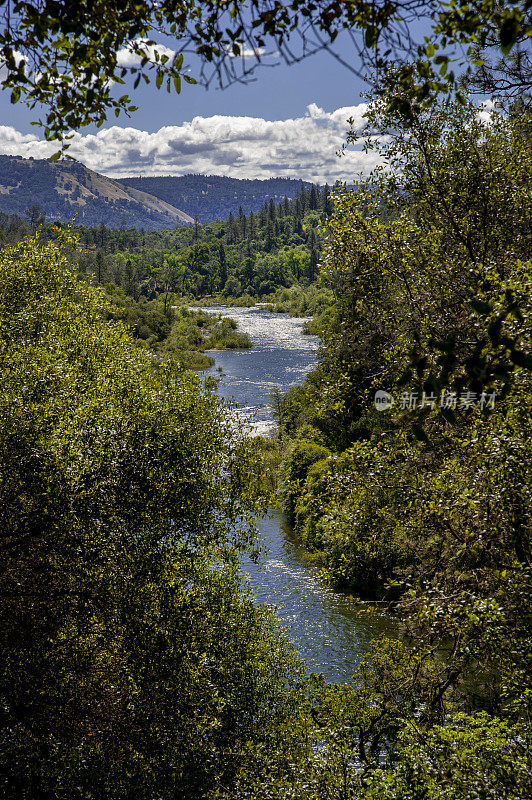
191 283 335 320
195 304 402 682
105 286 252 368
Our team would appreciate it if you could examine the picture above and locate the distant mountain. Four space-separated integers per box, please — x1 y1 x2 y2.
116 174 316 223
0 156 194 230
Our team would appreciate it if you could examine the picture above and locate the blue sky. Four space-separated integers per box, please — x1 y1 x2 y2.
0 33 379 181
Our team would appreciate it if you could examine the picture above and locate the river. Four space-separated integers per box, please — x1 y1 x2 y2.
202 306 398 684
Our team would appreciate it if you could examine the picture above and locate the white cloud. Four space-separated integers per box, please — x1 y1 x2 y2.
0 51 28 84
475 98 497 125
0 126 56 157
226 45 268 59
0 103 381 183
116 39 178 69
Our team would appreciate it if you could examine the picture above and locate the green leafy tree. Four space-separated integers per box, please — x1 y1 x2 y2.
271 95 532 797
0 232 306 798
1 2 530 146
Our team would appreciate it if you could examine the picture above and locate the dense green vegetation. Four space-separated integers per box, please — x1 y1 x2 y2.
72 182 331 301
2 93 532 797
104 286 251 369
264 95 532 795
0 182 333 314
3 94 532 798
0 232 307 798
2 0 531 788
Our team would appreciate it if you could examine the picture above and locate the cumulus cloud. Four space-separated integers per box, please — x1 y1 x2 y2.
0 103 381 183
116 39 178 69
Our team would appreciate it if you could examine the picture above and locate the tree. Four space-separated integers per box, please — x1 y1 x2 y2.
1 2 530 146
308 183 320 211
218 241 227 288
0 231 306 798
258 93 532 797
24 202 45 228
309 247 318 283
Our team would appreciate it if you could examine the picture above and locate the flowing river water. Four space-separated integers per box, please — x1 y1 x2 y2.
202 306 398 684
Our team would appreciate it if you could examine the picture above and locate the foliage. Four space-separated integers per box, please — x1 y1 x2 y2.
268 96 532 797
117 174 315 223
58 182 330 302
0 183 330 308
0 232 308 798
1 2 530 145
103 286 251 366
206 317 252 349
361 713 532 800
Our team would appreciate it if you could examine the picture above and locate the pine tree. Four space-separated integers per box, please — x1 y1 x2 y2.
218 243 227 288
308 184 319 210
226 212 237 244
309 248 319 283
238 206 247 238
298 186 308 215
96 251 104 284
321 184 333 215
248 211 256 239
265 220 275 252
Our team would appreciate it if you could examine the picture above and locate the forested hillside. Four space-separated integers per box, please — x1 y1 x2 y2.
0 181 333 310
116 174 316 222
0 156 319 228
0 155 194 229
74 181 331 302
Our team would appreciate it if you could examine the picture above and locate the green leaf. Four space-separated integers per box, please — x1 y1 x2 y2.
499 16 519 55
470 299 491 315
365 27 378 48
412 424 430 443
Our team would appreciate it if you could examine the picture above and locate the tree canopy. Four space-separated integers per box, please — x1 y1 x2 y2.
1 1 530 145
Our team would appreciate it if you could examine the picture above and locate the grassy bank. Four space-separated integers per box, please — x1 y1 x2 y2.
106 285 251 369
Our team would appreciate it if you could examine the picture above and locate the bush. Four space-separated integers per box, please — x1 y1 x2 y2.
280 439 330 522
0 234 303 799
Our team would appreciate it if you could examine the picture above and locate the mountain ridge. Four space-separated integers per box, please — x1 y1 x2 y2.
0 155 322 229
114 174 317 223
0 156 194 230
